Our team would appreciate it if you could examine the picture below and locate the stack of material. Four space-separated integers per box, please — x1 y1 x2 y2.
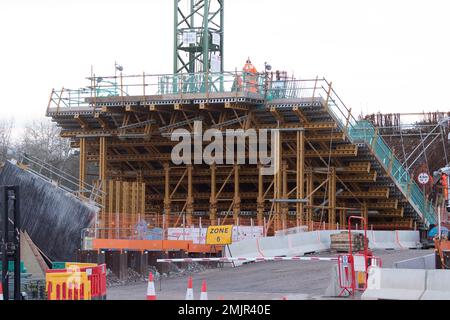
330 232 368 252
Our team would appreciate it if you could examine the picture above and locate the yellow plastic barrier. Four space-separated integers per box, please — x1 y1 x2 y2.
46 271 92 300
66 262 98 269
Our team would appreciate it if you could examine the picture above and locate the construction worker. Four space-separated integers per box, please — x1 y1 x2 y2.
243 58 258 93
433 166 450 212
232 72 243 92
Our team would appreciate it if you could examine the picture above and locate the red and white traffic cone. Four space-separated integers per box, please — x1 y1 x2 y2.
185 276 194 300
146 273 156 300
200 280 208 300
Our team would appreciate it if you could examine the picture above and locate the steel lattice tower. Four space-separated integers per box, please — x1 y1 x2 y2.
173 0 224 74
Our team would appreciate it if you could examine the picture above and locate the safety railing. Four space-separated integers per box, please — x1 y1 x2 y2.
46 72 346 111
82 227 164 242
300 79 437 226
46 71 270 111
14 154 104 208
346 121 437 226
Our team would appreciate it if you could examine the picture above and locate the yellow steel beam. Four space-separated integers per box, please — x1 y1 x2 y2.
74 114 89 129
94 112 109 129
224 102 250 111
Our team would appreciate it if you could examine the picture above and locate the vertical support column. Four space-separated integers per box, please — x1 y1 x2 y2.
273 131 282 232
140 182 145 226
122 182 130 236
115 180 121 239
306 170 314 229
328 167 336 229
281 161 288 230
339 208 346 229
99 136 107 238
131 182 137 232
209 163 217 226
79 137 86 195
186 164 194 227
99 137 107 183
257 164 265 226
233 164 241 225
108 180 114 239
361 202 368 225
163 163 171 231
296 130 305 226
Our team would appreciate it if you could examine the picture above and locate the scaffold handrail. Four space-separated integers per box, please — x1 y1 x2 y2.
15 154 104 208
311 80 437 226
345 121 437 226
46 72 341 111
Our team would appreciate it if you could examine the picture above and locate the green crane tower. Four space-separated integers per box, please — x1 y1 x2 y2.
173 0 224 75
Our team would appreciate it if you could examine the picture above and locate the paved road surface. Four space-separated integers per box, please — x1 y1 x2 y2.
107 249 433 300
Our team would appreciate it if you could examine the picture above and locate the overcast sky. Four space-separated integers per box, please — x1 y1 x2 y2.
1 0 450 137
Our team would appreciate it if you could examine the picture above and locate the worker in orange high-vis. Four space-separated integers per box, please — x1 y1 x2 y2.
434 166 450 212
243 58 258 93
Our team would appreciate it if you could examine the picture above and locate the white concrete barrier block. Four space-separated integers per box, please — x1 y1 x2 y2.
287 231 326 256
396 231 421 249
259 236 289 257
421 270 450 300
362 268 426 300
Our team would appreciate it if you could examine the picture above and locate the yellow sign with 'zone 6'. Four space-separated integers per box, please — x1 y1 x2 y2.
206 225 233 245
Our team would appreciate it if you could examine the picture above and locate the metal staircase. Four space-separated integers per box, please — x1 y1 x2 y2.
12 154 104 208
322 84 437 227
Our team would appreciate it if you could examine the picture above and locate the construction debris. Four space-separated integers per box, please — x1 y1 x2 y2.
106 262 207 288
330 232 368 253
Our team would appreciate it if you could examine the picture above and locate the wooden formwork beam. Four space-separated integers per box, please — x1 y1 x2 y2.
85 145 358 162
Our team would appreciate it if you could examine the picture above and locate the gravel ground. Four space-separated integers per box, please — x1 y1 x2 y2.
106 249 434 300
106 262 208 287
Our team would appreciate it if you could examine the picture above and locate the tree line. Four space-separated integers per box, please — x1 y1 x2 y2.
0 118 79 178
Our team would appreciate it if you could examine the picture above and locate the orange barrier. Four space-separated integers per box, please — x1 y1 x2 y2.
92 238 220 253
162 240 190 251
187 243 222 253
92 239 164 251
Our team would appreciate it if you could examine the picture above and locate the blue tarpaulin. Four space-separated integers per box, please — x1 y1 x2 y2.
428 226 449 238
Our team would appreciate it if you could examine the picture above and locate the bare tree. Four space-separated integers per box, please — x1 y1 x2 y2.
16 119 79 177
0 119 13 162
